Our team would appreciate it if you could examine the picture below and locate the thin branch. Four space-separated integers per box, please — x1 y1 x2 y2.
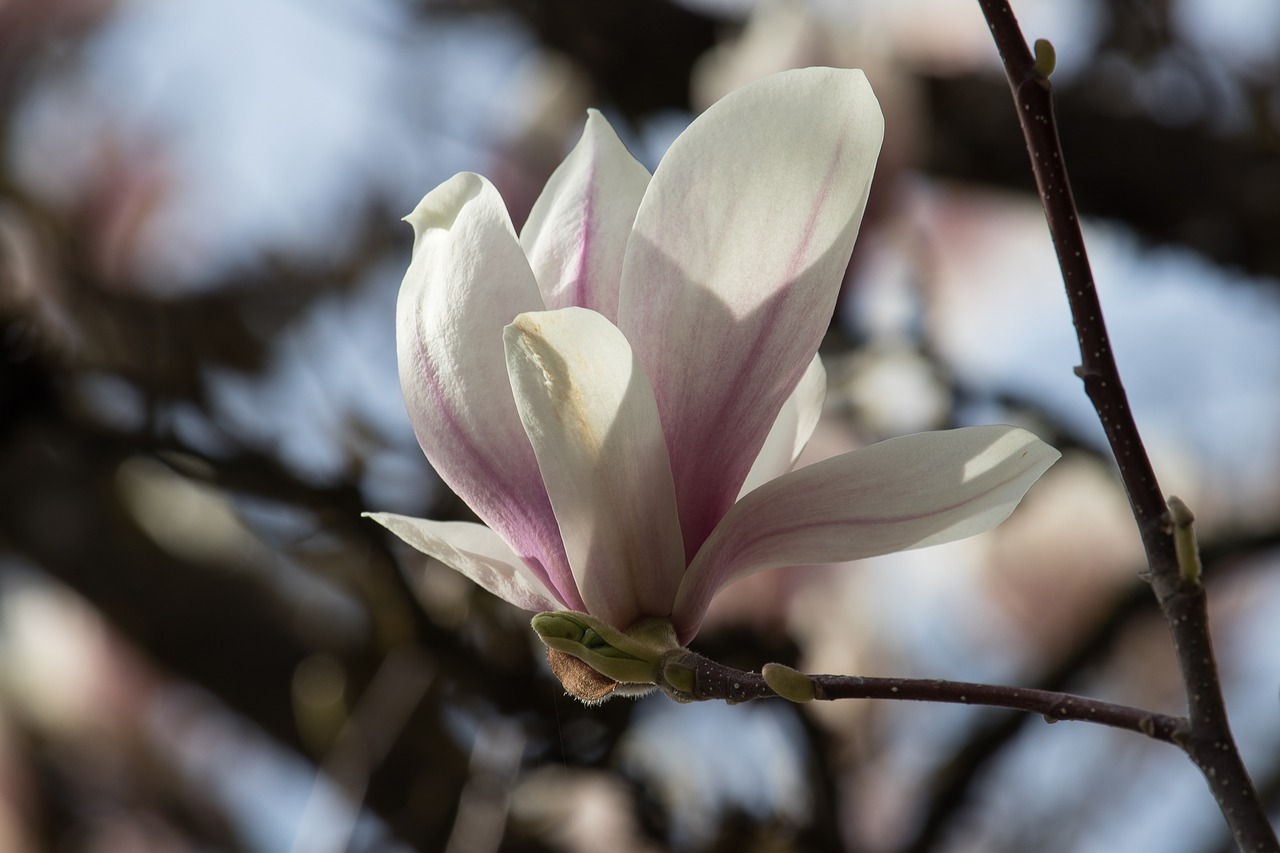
976 2 1277 849
659 650 1186 744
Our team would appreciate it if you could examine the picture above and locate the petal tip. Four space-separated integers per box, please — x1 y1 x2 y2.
403 172 489 239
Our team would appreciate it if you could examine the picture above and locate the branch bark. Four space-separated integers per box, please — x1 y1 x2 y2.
976 2 1277 848
657 650 1185 744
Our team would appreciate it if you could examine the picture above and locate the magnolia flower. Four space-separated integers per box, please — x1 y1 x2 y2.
367 68 1058 700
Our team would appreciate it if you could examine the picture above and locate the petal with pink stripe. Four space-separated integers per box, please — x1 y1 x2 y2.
397 173 581 608
618 68 884 561
521 110 651 324
671 426 1060 642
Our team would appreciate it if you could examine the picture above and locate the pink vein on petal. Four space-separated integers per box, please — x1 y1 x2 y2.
674 450 1031 643
408 298 583 611
675 139 847 560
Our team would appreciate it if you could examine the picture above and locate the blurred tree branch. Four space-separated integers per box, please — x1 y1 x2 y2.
925 72 1280 281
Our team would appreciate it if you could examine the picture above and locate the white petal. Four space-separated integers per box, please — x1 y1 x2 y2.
672 426 1060 642
504 307 686 630
397 173 583 609
521 110 651 323
365 513 564 613
738 353 826 498
618 67 884 561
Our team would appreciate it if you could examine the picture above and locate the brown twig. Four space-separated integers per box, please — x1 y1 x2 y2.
658 650 1185 743
976 1 1277 848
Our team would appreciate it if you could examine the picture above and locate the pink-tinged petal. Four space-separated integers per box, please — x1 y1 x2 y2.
364 513 564 613
738 353 826 499
617 67 884 561
504 307 686 630
398 173 583 610
672 426 1060 642
520 110 651 324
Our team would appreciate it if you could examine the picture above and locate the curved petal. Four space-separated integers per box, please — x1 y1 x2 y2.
364 513 564 613
617 67 884 561
738 353 826 499
504 307 685 630
398 174 582 609
521 110 651 323
672 426 1060 642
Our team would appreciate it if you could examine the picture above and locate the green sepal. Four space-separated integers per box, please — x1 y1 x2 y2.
532 612 680 687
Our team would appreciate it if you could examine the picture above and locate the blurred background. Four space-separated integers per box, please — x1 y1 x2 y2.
1 0 1279 850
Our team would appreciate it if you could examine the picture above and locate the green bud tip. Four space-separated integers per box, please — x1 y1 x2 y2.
1033 39 1056 79
762 663 816 703
1166 496 1202 584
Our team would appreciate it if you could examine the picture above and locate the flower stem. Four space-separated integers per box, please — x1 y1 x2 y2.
975 1 1277 848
